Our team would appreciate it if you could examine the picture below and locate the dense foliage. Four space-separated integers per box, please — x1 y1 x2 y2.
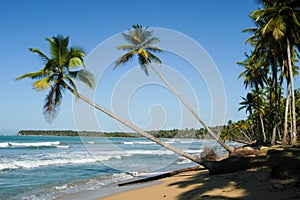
18 128 221 139
235 0 300 146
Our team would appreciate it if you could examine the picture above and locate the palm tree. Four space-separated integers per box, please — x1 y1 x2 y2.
16 35 210 166
115 24 234 153
251 0 300 145
238 53 267 143
16 35 95 123
238 93 255 116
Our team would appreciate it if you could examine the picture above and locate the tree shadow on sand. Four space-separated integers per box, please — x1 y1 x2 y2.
169 165 300 200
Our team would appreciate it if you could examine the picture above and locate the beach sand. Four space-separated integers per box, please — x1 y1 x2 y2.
99 166 300 200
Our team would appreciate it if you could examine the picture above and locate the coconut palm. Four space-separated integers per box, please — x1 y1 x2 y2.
16 35 95 123
238 93 255 116
115 24 234 153
238 53 268 143
251 0 300 145
16 35 210 166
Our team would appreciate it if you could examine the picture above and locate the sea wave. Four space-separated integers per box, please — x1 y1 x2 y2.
0 157 98 170
0 141 62 148
0 142 9 148
123 141 155 145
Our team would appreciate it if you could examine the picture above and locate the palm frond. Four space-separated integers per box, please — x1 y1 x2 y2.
138 55 149 75
69 57 85 68
122 32 140 45
16 70 51 81
69 47 86 68
54 84 64 106
46 35 69 66
72 69 95 89
64 77 79 97
144 46 163 53
29 48 50 63
43 59 58 71
143 37 160 46
43 86 57 123
147 51 162 65
114 50 136 68
32 77 51 91
117 45 136 50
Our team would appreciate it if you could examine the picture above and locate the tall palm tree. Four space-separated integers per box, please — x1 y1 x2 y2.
238 52 268 143
115 25 234 153
16 35 210 166
251 0 300 145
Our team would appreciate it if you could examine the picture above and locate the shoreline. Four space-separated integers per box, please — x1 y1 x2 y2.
99 166 300 200
56 166 205 200
57 165 300 200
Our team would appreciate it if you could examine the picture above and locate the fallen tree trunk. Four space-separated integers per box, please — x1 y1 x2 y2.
205 156 268 175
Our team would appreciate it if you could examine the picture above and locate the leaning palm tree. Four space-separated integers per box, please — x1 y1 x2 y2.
16 35 211 167
115 25 235 153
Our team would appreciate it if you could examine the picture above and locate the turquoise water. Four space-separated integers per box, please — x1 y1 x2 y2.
0 135 241 200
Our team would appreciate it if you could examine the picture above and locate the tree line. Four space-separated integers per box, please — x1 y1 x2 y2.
237 0 300 146
18 128 222 139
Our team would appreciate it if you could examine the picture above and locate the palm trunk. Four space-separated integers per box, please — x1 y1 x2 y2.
283 82 291 146
239 129 252 143
259 112 266 143
255 85 266 143
148 63 235 153
63 82 213 167
287 38 298 145
271 111 279 145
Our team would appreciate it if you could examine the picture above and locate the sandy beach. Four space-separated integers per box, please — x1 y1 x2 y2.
99 166 300 200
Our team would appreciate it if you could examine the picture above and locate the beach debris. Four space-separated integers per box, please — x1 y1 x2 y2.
200 147 217 161
230 146 259 157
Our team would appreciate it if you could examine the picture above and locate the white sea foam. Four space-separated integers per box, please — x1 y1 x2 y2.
0 142 9 148
123 141 155 145
180 140 194 144
176 159 192 165
185 150 202 154
55 184 68 190
8 141 60 147
56 145 70 149
0 157 98 170
123 142 134 145
165 141 175 144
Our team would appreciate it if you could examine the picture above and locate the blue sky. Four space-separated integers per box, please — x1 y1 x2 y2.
1 0 298 134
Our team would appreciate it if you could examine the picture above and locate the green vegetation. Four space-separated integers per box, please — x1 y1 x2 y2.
16 35 95 123
235 0 300 146
17 128 216 139
18 130 139 137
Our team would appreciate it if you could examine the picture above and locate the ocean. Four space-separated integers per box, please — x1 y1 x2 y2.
0 135 241 200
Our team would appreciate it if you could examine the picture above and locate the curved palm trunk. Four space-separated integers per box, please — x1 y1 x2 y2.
287 38 298 145
283 82 291 146
148 63 235 153
63 83 214 167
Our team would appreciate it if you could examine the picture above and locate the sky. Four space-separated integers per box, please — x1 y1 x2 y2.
1 0 299 134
